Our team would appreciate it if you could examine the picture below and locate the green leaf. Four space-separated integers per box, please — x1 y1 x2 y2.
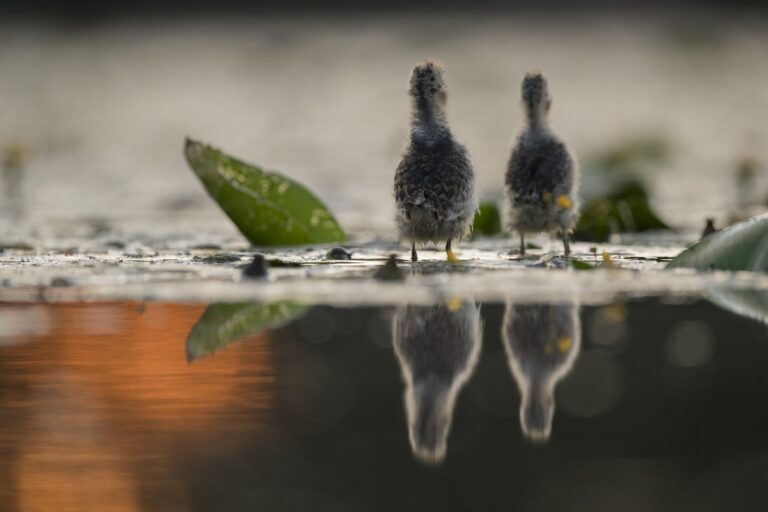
570 259 595 270
667 213 768 272
472 201 502 236
574 181 670 242
184 138 346 246
186 302 309 361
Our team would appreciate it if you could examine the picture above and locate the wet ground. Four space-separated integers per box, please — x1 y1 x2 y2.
1 295 768 511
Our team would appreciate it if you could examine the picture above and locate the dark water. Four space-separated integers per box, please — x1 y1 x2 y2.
1 297 768 511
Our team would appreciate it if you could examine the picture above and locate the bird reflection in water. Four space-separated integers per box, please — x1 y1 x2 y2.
502 302 581 442
392 300 482 464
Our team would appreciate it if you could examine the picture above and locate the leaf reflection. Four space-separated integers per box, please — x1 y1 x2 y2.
707 287 768 326
186 302 308 361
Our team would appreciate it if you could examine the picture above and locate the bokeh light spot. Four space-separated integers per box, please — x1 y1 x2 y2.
666 320 715 367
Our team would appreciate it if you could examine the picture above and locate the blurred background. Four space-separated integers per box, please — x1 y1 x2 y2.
1 1 767 238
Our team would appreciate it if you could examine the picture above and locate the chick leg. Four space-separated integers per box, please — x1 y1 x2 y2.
519 234 526 256
446 239 459 263
411 243 418 263
562 231 571 257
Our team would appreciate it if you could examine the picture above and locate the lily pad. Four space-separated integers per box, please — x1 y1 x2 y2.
186 301 309 361
667 213 768 272
184 138 346 246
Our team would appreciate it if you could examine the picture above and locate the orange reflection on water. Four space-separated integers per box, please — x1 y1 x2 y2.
0 302 275 512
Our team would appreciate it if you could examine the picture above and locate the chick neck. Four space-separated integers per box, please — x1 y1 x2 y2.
525 103 550 133
411 94 450 146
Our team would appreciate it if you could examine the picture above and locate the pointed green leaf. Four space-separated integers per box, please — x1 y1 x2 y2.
667 213 768 272
184 138 346 245
186 302 309 361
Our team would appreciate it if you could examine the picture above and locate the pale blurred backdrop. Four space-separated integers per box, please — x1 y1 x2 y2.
1 5 767 239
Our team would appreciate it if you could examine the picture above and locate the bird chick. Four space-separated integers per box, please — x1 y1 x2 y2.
502 302 581 442
395 60 476 263
505 72 579 256
392 301 482 463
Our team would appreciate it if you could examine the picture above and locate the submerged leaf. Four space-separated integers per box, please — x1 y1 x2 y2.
186 302 308 361
667 213 768 272
184 138 346 245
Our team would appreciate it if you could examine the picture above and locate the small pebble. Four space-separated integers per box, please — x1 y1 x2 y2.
326 246 352 260
702 218 717 238
242 254 268 279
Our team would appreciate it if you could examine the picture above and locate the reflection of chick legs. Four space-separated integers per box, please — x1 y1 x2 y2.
502 302 581 441
392 301 482 463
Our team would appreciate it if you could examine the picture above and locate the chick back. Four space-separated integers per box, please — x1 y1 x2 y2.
395 139 475 243
505 133 577 233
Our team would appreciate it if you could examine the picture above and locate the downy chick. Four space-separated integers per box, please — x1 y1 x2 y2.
395 61 476 263
505 73 579 256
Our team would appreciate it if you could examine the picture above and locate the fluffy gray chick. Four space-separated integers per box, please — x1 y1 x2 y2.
395 60 476 263
505 72 579 256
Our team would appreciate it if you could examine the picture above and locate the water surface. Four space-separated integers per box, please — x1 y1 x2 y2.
1 296 767 511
